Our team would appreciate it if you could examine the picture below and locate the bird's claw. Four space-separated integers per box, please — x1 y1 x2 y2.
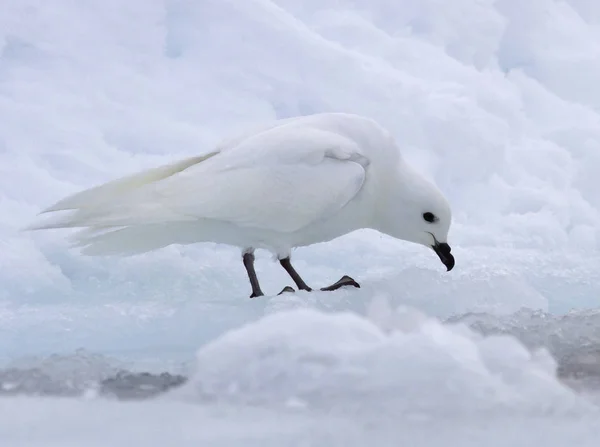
278 286 296 295
320 275 360 292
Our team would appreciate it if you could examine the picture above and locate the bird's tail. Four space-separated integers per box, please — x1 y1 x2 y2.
24 152 217 250
67 223 202 256
25 152 218 232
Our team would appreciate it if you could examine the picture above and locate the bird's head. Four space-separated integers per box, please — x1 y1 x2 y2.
376 162 455 271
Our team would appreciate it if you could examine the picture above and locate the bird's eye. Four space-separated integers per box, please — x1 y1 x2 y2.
423 212 437 223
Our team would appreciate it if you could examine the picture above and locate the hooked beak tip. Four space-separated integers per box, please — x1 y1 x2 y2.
432 242 455 272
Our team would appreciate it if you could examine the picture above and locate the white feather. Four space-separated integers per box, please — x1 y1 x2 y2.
27 112 454 260
39 153 218 214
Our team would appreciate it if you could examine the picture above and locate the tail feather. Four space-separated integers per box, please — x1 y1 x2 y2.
40 152 217 213
69 222 209 256
26 152 219 231
70 225 176 256
28 204 195 231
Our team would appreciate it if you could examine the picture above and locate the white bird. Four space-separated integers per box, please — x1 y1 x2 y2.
28 113 455 297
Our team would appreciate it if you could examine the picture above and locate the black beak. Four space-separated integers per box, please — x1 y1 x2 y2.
432 242 455 271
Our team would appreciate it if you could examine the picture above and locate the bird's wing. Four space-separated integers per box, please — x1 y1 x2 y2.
28 125 370 234
154 126 370 233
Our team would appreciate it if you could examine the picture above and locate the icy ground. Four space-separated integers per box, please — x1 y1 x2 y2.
3 0 600 445
2 304 600 447
2 304 600 446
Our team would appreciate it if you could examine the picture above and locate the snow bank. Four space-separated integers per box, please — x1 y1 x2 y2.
1 0 600 363
176 306 591 415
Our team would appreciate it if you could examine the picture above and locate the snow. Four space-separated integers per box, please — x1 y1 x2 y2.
3 398 599 447
177 307 584 413
2 0 600 444
3 306 600 446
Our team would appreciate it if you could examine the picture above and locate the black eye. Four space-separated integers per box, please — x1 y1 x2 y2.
423 212 437 223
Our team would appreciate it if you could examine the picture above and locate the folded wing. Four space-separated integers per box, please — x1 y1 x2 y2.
28 125 369 235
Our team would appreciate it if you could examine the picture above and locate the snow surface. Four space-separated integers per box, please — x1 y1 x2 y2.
2 0 600 444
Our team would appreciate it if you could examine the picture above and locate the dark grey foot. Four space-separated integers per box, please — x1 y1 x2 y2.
277 286 295 295
320 275 360 292
249 290 264 299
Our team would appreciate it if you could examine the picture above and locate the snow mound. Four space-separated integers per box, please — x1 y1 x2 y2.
448 308 600 383
176 307 592 415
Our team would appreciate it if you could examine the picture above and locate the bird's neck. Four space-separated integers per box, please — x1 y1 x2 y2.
369 159 421 238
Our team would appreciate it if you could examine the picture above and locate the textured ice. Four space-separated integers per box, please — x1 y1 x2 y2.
2 303 600 445
3 0 600 445
449 308 600 386
176 307 591 414
2 304 600 400
2 307 600 446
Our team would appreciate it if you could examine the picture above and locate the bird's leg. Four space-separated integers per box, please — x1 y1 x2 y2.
242 251 264 298
279 257 313 292
244 251 295 297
